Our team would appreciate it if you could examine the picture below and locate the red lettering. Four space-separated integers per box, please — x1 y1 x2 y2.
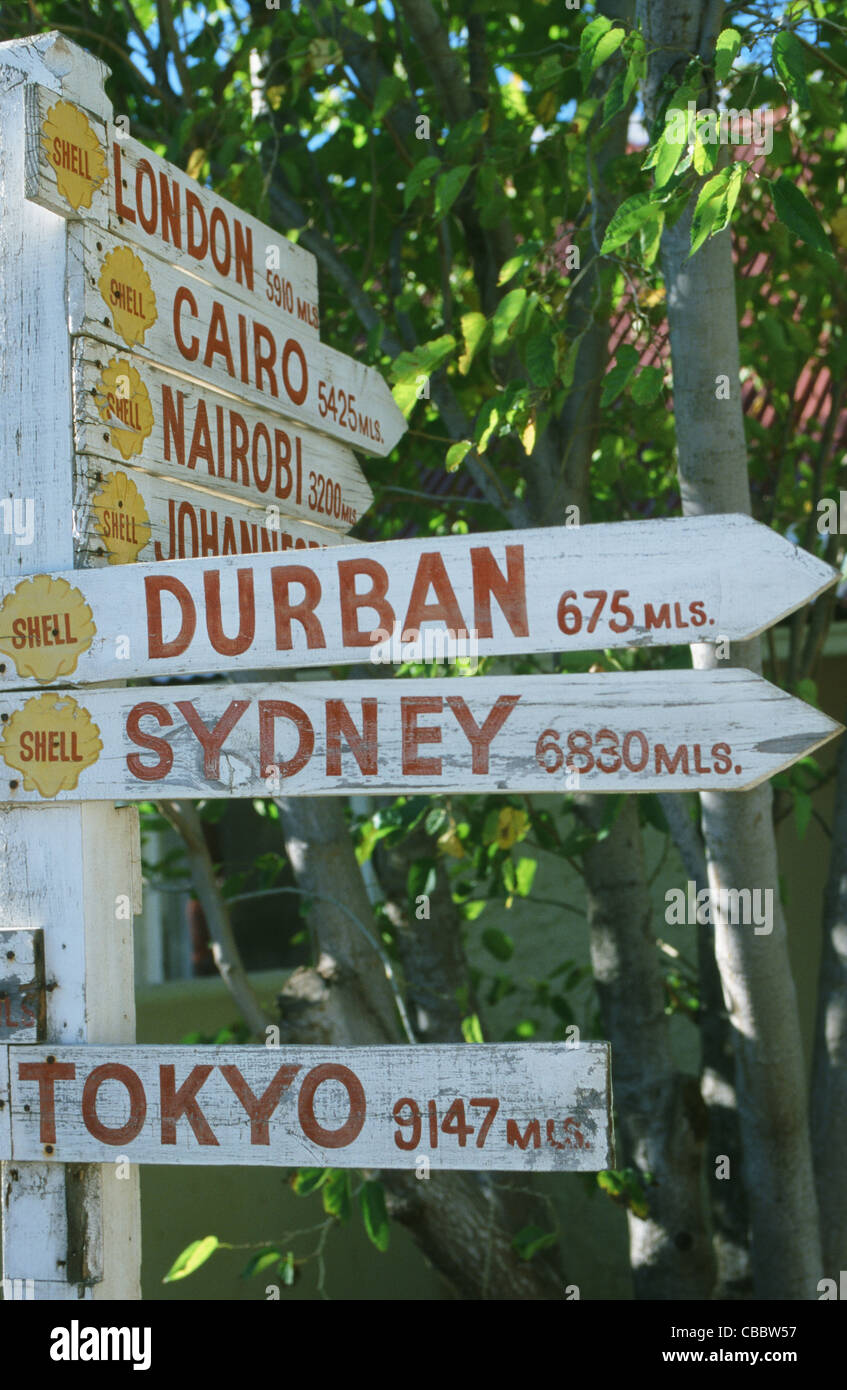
297 1064 366 1149
126 701 174 780
82 1064 146 1145
160 1064 218 1145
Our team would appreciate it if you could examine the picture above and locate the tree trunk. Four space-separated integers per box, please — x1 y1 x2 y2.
639 0 823 1297
576 797 713 1297
811 705 847 1276
275 795 562 1298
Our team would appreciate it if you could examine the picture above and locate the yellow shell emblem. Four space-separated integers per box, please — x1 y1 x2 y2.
0 576 96 684
41 100 107 211
94 358 154 460
0 694 102 797
98 246 158 347
92 470 151 565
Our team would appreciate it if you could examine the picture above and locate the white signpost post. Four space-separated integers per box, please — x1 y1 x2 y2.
1 32 843 1304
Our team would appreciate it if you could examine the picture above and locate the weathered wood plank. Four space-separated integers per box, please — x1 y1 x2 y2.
0 671 839 801
72 340 373 531
24 81 320 337
66 223 405 455
0 515 836 689
2 1042 613 1171
72 457 349 568
0 33 141 1301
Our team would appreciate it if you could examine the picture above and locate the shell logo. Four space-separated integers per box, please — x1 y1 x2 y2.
91 470 152 565
0 694 102 797
94 358 154 460
0 576 96 684
98 245 158 347
41 100 107 211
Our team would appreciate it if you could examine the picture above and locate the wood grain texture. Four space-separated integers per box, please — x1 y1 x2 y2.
72 339 373 530
0 34 141 1301
24 81 319 336
66 223 406 455
0 671 839 801
0 514 836 690
72 457 349 568
2 1042 613 1171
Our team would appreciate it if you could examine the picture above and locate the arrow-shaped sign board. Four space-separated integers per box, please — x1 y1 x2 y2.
0 1042 613 1171
74 458 349 567
72 341 374 532
67 224 406 456
0 671 839 801
0 515 835 690
24 83 321 337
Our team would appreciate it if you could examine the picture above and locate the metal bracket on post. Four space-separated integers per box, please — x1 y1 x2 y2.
0 928 46 1043
64 1164 104 1287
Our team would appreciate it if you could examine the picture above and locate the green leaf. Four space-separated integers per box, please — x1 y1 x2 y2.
461 1012 484 1043
714 28 742 84
579 15 612 88
600 343 639 407
462 899 486 921
402 155 441 210
435 164 472 218
280 1251 296 1286
602 71 627 127
292 1167 331 1195
323 1170 352 1223
631 366 665 405
512 1224 559 1260
515 856 538 896
591 27 626 75
525 333 557 387
459 311 488 374
391 334 456 384
163 1235 219 1283
689 165 744 256
446 439 473 472
482 926 514 961
372 75 406 123
242 1248 283 1279
360 1180 390 1252
498 252 525 286
391 334 456 416
772 31 808 106
491 288 527 348
601 192 663 253
769 176 834 258
654 123 686 189
794 791 813 839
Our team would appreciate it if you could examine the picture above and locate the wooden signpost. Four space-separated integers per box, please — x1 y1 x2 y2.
25 81 321 338
1 31 842 1304
0 671 838 801
0 514 836 690
73 458 347 567
67 223 406 456
72 342 373 533
0 1042 612 1172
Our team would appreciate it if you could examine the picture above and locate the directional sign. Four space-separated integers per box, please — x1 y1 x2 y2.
67 224 406 456
0 515 835 690
0 1042 613 1171
72 342 373 532
0 671 839 802
73 459 348 567
24 83 320 336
